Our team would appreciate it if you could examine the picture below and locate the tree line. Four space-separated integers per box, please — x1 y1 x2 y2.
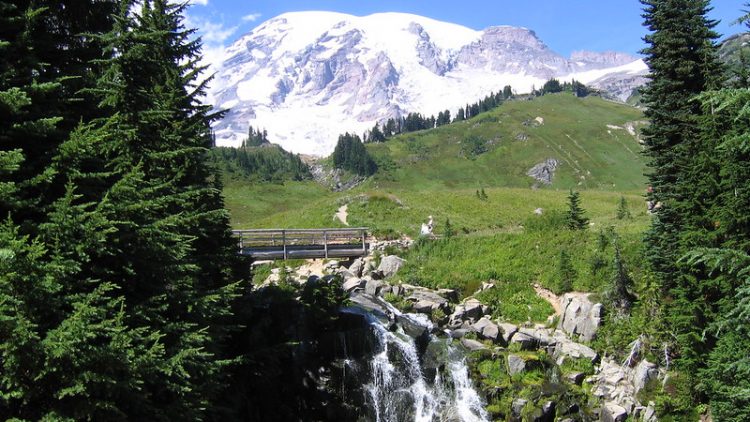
211 145 310 182
362 85 516 143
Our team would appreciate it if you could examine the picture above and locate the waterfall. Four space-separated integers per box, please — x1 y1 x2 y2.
359 300 490 422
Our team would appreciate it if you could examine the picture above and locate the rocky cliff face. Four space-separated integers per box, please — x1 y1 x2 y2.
209 12 648 155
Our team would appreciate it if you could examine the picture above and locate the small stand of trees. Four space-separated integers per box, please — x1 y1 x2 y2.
332 133 377 176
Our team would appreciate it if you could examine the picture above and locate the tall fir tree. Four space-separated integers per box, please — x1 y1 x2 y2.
565 189 589 230
639 1 724 397
46 0 244 418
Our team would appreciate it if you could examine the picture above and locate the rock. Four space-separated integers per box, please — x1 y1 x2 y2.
377 255 406 278
436 288 459 303
519 327 556 348
370 269 384 280
463 298 484 320
534 207 544 215
507 354 527 376
643 402 656 422
527 158 559 185
600 402 627 422
540 401 556 422
390 285 403 296
510 331 538 350
347 293 390 321
408 288 448 307
395 314 429 340
480 281 495 291
364 279 385 296
472 317 501 342
449 329 470 339
555 340 599 364
559 293 603 342
413 300 435 314
511 398 528 419
338 269 357 281
631 359 658 394
348 258 365 277
499 323 519 344
481 304 491 315
342 278 365 293
460 338 487 352
566 372 585 385
325 260 340 270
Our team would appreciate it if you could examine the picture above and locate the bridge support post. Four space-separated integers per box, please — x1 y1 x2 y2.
282 230 287 260
324 231 328 259
361 229 366 256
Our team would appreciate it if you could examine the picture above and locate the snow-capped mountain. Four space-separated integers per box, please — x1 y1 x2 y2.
209 11 648 155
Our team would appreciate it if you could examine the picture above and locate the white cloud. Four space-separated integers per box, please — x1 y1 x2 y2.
242 13 262 22
185 15 238 44
190 0 209 5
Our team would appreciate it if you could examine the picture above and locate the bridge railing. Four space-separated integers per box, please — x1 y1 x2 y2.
232 227 369 260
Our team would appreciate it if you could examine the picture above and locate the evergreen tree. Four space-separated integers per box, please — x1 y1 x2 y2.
616 196 631 220
607 236 636 314
455 107 465 122
332 133 377 176
503 85 513 99
565 189 589 230
639 0 725 396
46 1 243 418
0 0 117 224
542 78 563 94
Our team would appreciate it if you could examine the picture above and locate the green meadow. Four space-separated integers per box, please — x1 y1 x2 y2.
224 93 650 323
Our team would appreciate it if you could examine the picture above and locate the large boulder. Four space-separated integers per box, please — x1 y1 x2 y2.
413 300 436 314
460 338 487 352
377 255 406 278
631 360 658 394
342 278 366 293
510 331 538 350
511 398 528 420
507 354 528 376
338 269 357 281
407 287 449 312
498 323 519 345
365 279 385 296
472 317 501 343
558 293 603 342
462 298 484 320
600 402 628 422
348 258 365 277
554 339 600 364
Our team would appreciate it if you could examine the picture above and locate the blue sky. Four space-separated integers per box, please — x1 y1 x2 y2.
187 1 748 60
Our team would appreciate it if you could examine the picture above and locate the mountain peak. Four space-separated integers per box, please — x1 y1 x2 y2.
209 12 648 156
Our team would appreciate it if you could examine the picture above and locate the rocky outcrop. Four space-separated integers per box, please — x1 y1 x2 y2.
527 158 559 185
558 293 602 342
601 402 628 422
589 358 660 421
375 255 406 279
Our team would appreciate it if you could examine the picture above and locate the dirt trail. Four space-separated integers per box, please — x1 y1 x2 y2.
534 284 593 318
334 204 349 225
534 283 562 316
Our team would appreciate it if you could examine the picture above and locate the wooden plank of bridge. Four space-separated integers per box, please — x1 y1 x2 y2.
232 227 369 260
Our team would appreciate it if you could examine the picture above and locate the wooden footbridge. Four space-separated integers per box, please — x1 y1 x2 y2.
232 228 369 260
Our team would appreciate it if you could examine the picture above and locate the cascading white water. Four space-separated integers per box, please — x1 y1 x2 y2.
362 302 490 422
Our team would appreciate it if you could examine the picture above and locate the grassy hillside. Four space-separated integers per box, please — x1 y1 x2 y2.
369 93 647 191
